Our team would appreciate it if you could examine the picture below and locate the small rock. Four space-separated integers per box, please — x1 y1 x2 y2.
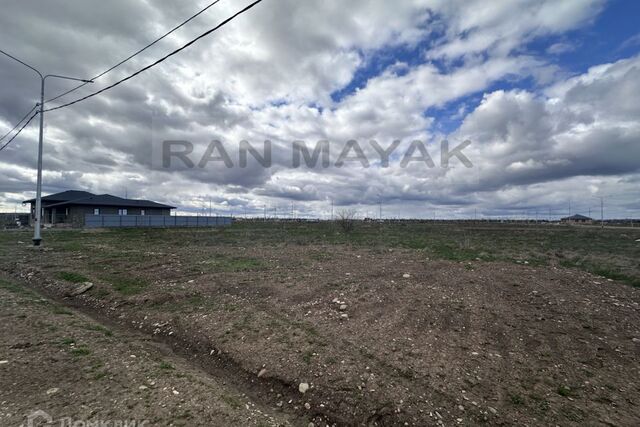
488 407 497 415
402 273 411 278
340 313 349 320
632 338 640 343
0 360 8 365
299 382 310 394
172 389 179 395
46 388 59 395
339 304 347 311
67 282 93 297
258 368 267 378
139 385 148 390
304 402 311 410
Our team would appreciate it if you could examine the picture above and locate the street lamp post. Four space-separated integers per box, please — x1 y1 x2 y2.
0 49 92 245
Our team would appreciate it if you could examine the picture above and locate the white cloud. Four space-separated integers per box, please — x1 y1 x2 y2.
0 0 637 219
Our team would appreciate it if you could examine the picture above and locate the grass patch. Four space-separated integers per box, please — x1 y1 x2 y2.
51 306 73 315
92 371 109 380
158 361 175 370
61 241 84 252
107 276 149 295
84 324 113 336
221 394 242 409
56 271 89 283
0 278 34 296
70 346 91 357
199 254 265 272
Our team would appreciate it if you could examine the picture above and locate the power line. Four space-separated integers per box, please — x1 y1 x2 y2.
0 103 38 143
45 0 224 104
0 111 39 152
45 0 263 113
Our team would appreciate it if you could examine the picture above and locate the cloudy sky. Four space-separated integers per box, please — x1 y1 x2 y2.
1 0 639 219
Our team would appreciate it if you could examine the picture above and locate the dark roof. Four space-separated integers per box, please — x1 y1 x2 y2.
23 190 175 209
561 214 592 221
23 190 94 204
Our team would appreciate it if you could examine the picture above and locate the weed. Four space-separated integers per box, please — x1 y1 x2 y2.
93 371 109 380
510 394 525 405
71 346 91 356
557 385 573 397
159 361 175 370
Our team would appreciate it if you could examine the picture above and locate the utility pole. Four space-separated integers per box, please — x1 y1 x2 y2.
379 201 382 220
0 49 93 246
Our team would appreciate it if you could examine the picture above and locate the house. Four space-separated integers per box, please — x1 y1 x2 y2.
23 190 175 227
560 214 592 224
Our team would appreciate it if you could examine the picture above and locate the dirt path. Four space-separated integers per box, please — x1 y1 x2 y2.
0 277 294 427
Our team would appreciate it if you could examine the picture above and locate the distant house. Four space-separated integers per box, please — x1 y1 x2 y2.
23 190 175 227
561 214 592 224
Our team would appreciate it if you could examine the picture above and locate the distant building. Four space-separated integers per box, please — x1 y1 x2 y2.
23 190 175 227
561 214 593 224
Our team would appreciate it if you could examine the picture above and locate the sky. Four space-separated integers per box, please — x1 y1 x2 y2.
0 0 639 219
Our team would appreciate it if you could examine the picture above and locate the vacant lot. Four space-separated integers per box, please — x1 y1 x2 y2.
1 222 639 426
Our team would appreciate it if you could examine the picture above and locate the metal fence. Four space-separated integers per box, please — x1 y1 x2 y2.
85 215 233 228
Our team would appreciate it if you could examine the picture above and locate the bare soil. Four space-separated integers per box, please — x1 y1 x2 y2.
1 224 639 426
0 277 294 426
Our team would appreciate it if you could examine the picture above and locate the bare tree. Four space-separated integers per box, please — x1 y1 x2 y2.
337 209 357 233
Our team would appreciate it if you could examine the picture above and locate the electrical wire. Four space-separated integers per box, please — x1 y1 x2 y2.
0 111 38 152
45 0 224 104
0 103 38 143
44 0 264 113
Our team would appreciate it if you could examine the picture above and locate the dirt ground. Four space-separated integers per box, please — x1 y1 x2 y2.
0 277 294 426
1 223 639 426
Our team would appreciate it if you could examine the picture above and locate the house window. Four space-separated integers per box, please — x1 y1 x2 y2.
118 208 128 216
141 209 145 216
94 208 100 215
